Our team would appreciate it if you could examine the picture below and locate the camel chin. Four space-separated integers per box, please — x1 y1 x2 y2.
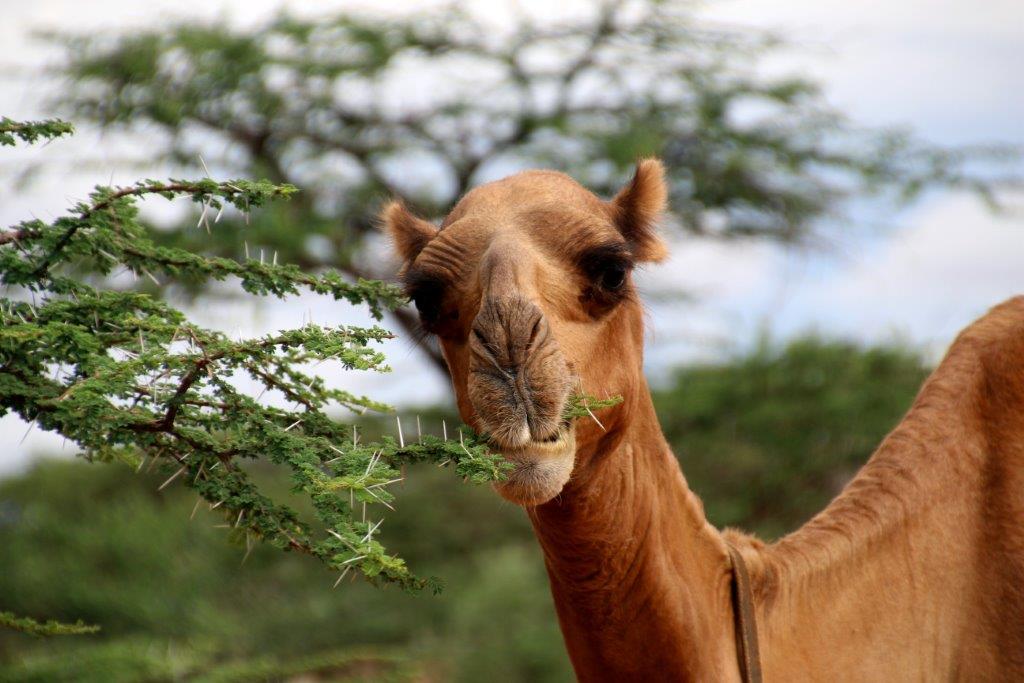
493 427 576 506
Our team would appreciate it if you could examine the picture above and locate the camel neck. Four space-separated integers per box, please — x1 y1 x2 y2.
528 386 738 681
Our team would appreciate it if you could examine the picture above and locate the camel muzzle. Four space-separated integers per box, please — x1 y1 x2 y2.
467 295 572 445
466 295 576 505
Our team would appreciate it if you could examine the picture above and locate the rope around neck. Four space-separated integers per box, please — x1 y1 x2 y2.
726 542 763 683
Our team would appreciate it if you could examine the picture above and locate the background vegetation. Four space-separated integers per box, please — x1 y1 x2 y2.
0 338 930 681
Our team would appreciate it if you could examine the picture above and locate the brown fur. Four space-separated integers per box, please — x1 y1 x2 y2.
383 161 1024 681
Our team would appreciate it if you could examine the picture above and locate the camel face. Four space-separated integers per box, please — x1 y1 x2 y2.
383 161 668 505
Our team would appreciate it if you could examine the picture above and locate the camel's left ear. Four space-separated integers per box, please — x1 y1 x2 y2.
609 158 669 262
380 200 439 264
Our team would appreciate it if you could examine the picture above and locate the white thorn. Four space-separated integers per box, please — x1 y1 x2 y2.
369 477 404 489
396 416 404 448
241 535 254 565
142 268 160 287
198 154 212 178
333 566 352 588
19 421 35 445
158 466 186 491
362 518 383 543
364 488 395 511
363 449 380 477
583 398 606 432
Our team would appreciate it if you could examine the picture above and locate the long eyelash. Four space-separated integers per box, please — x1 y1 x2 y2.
397 311 442 362
410 319 435 347
578 243 634 279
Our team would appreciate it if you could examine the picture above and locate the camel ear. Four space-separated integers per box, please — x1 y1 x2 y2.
609 158 669 262
380 200 438 263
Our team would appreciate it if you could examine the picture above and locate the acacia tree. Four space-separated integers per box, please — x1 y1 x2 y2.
49 0 1016 372
0 117 512 598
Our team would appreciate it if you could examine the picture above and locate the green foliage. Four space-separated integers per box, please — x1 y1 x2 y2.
0 612 98 638
0 118 74 146
46 1 1018 367
0 119 509 596
3 636 415 683
655 336 931 538
445 546 568 682
562 393 623 421
0 338 928 680
0 459 559 682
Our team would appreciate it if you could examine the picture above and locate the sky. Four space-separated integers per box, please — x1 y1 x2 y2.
1 0 1022 475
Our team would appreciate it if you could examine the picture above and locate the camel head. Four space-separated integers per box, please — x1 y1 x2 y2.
382 160 668 506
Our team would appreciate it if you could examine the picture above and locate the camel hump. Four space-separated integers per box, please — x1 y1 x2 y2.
945 295 1024 367
969 297 1024 655
938 296 1024 468
985 294 1024 321
905 296 1024 456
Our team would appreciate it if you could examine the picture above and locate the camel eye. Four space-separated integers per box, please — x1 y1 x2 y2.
403 270 460 334
600 264 627 290
576 243 634 316
578 243 633 287
410 284 442 322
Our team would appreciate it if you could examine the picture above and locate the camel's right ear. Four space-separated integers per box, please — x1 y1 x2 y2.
380 200 439 263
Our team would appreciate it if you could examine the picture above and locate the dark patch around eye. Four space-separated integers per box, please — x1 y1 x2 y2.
402 269 454 332
577 242 635 314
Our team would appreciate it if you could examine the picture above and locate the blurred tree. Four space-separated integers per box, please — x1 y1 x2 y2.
655 336 931 538
49 0 1016 372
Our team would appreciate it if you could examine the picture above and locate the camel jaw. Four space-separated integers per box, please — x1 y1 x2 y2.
493 425 576 506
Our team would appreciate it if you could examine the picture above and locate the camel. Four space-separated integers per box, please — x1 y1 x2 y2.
382 159 1024 681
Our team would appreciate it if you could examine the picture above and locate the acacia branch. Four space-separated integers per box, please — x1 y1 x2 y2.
0 227 37 246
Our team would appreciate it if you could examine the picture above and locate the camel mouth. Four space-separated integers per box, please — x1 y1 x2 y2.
492 424 576 506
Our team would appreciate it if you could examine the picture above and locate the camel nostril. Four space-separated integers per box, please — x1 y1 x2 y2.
471 327 488 347
527 315 544 348
472 327 501 363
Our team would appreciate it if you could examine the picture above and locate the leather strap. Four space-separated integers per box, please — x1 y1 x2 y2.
726 542 763 683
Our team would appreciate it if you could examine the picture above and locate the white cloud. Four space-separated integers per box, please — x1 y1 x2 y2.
780 194 1024 353
698 0 1024 141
